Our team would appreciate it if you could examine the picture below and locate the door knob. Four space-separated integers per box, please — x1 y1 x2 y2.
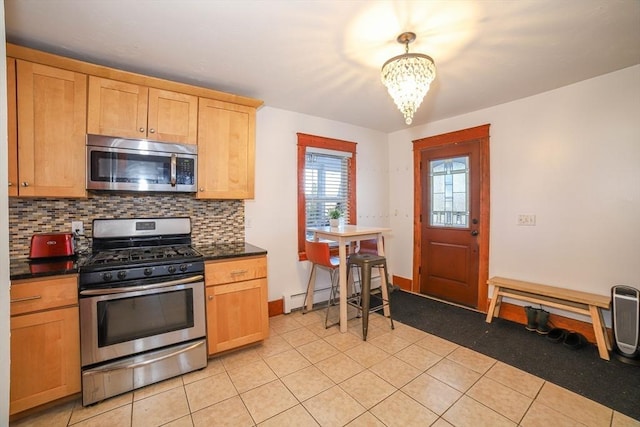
471 230 479 236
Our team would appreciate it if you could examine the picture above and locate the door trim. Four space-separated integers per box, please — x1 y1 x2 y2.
412 124 491 312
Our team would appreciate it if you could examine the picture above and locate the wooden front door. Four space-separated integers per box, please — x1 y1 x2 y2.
413 125 490 310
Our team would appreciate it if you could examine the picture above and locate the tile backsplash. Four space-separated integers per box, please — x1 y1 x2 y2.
9 193 244 258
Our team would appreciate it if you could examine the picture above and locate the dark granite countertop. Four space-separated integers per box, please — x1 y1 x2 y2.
196 242 267 261
10 242 267 281
9 256 85 281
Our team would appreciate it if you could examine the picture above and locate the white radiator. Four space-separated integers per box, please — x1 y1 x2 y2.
282 275 382 314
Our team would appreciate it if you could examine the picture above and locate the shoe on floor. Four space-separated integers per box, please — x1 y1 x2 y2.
563 332 587 350
535 309 551 334
547 328 567 343
524 306 538 331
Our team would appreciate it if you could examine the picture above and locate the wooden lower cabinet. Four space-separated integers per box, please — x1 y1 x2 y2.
10 276 81 415
205 256 269 355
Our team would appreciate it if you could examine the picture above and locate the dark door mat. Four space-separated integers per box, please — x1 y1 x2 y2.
389 290 640 420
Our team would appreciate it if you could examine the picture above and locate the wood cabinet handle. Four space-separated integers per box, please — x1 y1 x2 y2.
11 295 42 303
230 269 248 276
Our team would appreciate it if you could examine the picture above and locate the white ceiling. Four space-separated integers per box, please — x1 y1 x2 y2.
4 0 640 133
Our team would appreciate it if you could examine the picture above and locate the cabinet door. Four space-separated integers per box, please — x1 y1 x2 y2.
206 278 269 355
10 306 81 415
197 98 256 199
16 60 87 198
87 76 148 139
147 88 198 144
7 58 17 196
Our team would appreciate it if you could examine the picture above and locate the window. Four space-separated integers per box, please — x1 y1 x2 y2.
297 133 357 259
430 156 469 227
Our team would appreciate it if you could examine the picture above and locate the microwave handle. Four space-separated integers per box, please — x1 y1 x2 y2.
170 154 177 187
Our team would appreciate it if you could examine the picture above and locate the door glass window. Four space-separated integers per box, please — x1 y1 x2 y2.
430 156 469 227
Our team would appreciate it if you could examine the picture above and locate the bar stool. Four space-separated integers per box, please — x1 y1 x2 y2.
349 237 384 297
302 240 340 328
346 253 394 340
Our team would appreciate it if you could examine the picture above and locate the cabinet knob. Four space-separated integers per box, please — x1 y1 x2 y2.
149 128 155 134
139 127 145 133
199 188 204 192
21 181 29 187
8 182 12 187
208 295 213 301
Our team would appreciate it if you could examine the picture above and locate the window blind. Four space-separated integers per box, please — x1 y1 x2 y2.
304 148 351 238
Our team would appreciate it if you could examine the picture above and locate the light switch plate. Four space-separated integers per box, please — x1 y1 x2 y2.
517 214 536 226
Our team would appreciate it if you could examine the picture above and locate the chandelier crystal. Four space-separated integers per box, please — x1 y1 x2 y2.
381 32 436 125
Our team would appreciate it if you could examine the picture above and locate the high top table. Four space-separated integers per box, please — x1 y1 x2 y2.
308 225 391 333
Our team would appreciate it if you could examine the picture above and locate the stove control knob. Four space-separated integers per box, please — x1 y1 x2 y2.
179 264 188 272
103 272 112 282
144 268 153 276
168 266 177 274
117 271 127 280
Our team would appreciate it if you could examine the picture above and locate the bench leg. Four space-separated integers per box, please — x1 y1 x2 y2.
486 286 502 323
589 305 610 361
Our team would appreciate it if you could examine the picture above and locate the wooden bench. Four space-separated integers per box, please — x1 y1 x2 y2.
486 276 612 360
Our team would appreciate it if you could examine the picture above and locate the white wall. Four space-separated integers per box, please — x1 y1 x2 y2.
1 1 11 421
388 66 640 308
245 106 389 307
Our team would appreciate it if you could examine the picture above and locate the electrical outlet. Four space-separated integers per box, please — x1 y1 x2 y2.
517 214 536 226
71 220 84 235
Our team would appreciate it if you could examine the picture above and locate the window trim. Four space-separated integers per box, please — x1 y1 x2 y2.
297 133 357 260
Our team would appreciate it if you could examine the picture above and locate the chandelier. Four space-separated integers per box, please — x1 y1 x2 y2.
381 32 436 125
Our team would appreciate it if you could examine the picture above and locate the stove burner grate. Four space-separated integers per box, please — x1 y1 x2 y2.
86 245 202 266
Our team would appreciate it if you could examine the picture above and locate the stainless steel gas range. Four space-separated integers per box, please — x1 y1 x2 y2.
78 217 207 406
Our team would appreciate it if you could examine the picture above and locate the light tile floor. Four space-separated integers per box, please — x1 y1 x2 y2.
10 310 640 427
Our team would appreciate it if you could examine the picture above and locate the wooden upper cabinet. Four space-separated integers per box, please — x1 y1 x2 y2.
87 76 147 140
197 98 256 199
7 58 18 196
148 88 198 144
16 60 87 198
88 76 198 144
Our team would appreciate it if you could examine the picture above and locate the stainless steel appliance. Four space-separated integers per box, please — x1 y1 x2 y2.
86 134 197 192
79 217 206 406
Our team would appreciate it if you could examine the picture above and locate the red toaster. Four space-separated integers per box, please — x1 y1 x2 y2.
29 232 75 259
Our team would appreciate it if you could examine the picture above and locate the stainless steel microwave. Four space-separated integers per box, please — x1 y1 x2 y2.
86 134 197 193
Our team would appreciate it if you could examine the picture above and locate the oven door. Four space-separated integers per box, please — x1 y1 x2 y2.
79 276 206 367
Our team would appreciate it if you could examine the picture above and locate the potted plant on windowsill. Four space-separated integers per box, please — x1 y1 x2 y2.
328 207 342 227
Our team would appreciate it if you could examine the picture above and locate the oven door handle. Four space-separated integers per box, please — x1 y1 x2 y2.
79 275 204 296
83 340 205 374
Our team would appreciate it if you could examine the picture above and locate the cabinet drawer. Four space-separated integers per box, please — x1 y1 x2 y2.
11 275 78 316
205 256 266 286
